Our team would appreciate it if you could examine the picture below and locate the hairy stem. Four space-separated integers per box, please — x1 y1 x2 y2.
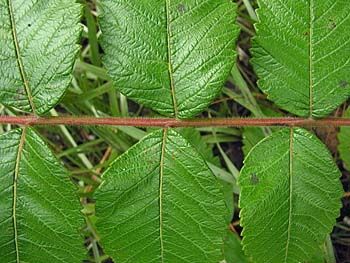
2 116 350 127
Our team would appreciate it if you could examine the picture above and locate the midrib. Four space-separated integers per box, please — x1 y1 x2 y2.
284 128 294 262
159 128 167 262
309 0 314 116
8 0 36 114
166 0 178 118
13 127 27 262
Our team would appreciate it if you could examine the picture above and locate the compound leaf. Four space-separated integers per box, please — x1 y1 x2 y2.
95 128 227 262
0 127 85 262
99 0 239 118
239 128 342 263
0 0 82 114
252 1 350 117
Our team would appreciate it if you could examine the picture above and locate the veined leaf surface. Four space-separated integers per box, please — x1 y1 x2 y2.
0 127 85 262
252 1 350 117
338 106 350 170
239 128 342 263
99 0 239 118
0 0 82 114
95 128 227 262
223 229 251 263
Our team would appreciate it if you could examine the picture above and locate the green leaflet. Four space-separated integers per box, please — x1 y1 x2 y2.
0 0 82 114
252 0 350 118
176 128 237 207
338 106 350 170
0 127 85 262
95 129 227 262
99 0 239 118
223 230 250 263
239 128 342 263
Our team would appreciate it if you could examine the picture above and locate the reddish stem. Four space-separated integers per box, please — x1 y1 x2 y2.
1 116 350 127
